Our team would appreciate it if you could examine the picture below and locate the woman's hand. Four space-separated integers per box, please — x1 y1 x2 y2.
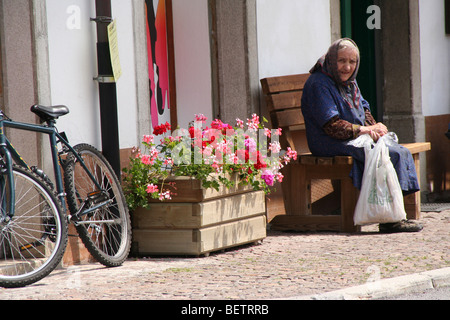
359 123 388 142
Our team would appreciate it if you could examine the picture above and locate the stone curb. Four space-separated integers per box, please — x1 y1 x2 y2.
286 267 450 300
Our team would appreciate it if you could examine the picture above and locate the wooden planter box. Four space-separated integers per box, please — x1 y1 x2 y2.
131 176 267 256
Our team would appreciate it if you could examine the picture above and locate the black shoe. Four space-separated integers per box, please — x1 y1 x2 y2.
379 220 423 233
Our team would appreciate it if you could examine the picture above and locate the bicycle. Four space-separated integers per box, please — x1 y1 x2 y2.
0 105 131 288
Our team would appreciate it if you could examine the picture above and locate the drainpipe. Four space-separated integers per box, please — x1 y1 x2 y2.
92 0 121 179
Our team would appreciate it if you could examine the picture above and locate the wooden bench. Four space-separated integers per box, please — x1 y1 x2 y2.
261 74 431 233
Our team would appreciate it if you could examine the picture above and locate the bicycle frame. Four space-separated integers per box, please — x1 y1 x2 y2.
0 111 103 220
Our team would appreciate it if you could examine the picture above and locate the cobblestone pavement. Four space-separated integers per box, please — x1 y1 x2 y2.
0 210 448 300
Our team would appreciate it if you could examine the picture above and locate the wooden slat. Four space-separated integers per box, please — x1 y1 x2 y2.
299 155 317 165
266 91 303 111
402 142 431 154
304 164 353 180
261 74 310 94
317 157 333 165
133 215 267 256
134 191 266 229
148 174 253 203
275 109 304 128
270 215 341 232
299 143 428 167
288 124 306 131
334 156 354 165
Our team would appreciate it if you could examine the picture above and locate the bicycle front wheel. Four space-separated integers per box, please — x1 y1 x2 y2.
0 165 67 288
64 144 131 267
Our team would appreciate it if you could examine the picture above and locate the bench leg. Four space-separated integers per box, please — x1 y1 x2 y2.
404 193 421 220
404 153 422 220
341 177 360 233
285 163 311 216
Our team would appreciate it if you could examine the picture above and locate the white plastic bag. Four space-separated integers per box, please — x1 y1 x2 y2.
351 134 407 226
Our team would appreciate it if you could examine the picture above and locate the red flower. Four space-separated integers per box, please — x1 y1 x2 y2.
153 122 171 136
253 151 267 170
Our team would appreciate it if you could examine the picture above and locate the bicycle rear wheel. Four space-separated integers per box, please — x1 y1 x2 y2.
0 165 67 288
64 144 131 267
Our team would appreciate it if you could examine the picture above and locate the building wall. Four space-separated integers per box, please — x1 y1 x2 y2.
46 0 140 150
0 0 40 166
419 0 450 117
256 0 332 79
419 0 450 198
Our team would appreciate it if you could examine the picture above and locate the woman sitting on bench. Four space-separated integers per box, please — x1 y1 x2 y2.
301 38 422 233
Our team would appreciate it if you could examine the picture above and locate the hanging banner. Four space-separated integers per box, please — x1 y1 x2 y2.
145 0 171 128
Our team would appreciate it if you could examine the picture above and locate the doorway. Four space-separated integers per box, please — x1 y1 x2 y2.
341 0 382 121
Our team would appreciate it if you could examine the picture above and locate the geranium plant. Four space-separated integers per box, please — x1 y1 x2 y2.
122 114 297 210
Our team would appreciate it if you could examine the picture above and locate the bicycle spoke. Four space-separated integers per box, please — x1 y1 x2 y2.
64 144 130 267
0 166 67 288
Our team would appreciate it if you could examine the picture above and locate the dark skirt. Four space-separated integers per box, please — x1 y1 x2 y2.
308 138 420 195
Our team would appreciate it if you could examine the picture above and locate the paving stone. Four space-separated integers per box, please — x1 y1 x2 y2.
0 211 448 300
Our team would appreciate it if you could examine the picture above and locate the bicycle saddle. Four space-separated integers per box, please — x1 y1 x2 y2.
31 105 70 122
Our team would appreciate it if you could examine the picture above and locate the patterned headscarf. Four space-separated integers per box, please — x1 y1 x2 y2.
310 38 362 109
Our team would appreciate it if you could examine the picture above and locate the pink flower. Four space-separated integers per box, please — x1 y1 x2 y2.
236 118 244 129
141 155 151 165
164 158 174 166
274 128 282 136
159 191 172 200
146 184 159 194
195 114 207 123
261 170 274 186
228 153 239 165
287 147 297 161
275 172 284 183
143 135 154 145
247 114 260 130
269 141 281 153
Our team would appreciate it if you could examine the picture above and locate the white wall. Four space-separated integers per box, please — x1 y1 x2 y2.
419 0 450 117
257 0 332 79
112 0 140 148
46 0 139 149
47 0 100 147
172 0 213 129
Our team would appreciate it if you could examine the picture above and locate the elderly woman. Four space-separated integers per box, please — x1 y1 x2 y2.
301 38 422 233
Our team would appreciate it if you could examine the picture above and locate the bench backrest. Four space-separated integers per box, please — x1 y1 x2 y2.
260 73 310 154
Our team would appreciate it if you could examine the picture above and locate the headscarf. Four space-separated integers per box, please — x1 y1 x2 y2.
310 38 362 109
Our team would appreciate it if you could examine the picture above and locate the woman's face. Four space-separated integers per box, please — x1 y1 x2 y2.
337 47 358 83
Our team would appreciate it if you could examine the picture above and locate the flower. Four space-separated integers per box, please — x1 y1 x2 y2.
261 169 274 187
146 183 159 194
269 141 281 154
143 135 154 144
153 122 171 135
122 114 297 210
247 114 260 131
141 155 152 165
195 114 207 123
